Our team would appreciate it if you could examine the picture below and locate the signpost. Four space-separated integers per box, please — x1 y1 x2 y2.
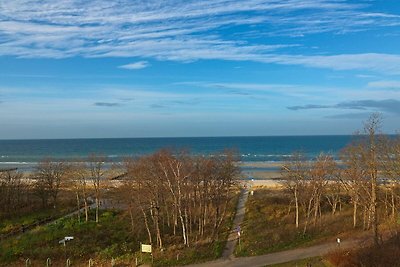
141 244 153 263
337 238 341 248
59 236 74 245
59 236 74 260
141 244 152 253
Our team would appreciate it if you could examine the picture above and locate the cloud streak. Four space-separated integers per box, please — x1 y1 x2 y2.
1 1 400 73
94 102 121 107
367 80 400 89
119 61 150 70
288 99 400 114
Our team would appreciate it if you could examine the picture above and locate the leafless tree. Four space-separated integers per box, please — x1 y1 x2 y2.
340 113 383 246
0 169 25 216
70 162 91 222
122 149 239 249
380 135 400 222
88 154 108 223
281 153 308 229
32 159 68 209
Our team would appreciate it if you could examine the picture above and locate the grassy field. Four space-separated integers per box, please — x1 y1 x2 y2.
0 205 76 236
326 233 400 267
235 188 357 257
0 210 138 266
0 192 239 267
0 190 77 236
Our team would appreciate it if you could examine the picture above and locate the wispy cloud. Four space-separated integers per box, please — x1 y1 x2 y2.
118 61 150 70
177 82 295 91
1 1 400 73
150 98 202 110
288 99 400 114
288 104 332 110
367 80 400 89
94 102 121 107
324 112 372 120
356 74 376 79
175 81 352 100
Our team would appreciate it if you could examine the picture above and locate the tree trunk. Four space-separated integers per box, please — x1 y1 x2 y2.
83 197 89 222
129 203 135 233
141 206 152 244
353 198 357 228
371 180 379 246
391 187 396 222
294 189 299 228
95 198 99 223
76 192 81 223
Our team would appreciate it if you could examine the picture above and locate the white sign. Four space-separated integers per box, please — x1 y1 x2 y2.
337 238 341 244
141 244 152 253
59 236 74 245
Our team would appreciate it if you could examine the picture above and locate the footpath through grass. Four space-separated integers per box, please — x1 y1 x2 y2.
0 206 74 235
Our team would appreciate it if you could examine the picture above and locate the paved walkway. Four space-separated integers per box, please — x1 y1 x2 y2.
221 187 249 259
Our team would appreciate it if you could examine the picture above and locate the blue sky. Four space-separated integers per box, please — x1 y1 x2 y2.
1 0 400 139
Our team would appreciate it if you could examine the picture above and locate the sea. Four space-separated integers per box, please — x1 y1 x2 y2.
0 136 353 172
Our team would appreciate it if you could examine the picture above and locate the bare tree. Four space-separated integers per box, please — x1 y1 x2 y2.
88 154 108 223
341 113 383 245
281 153 308 229
0 169 25 216
122 149 239 249
33 159 68 209
70 162 90 222
308 154 336 228
381 135 400 222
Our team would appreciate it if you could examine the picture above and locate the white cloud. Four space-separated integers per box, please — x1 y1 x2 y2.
260 53 400 75
118 61 150 70
0 1 400 73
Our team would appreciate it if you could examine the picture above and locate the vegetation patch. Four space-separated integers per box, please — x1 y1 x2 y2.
236 189 358 257
267 256 333 267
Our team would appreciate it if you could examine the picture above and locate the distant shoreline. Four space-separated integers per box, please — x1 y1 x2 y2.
0 134 359 141
0 160 286 180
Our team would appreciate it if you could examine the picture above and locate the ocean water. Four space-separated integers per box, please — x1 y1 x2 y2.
0 136 353 171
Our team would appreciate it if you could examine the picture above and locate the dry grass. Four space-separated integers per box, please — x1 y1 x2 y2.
236 188 361 257
326 232 400 267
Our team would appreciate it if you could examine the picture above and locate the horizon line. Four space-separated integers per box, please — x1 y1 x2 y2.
0 133 394 142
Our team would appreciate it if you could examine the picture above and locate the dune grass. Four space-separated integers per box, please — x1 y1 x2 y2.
235 188 357 257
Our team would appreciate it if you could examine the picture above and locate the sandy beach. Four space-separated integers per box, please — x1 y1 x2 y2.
239 161 284 188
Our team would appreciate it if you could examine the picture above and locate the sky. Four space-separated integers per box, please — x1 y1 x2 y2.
0 0 400 139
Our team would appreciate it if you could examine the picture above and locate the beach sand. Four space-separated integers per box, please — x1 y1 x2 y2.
239 161 283 188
